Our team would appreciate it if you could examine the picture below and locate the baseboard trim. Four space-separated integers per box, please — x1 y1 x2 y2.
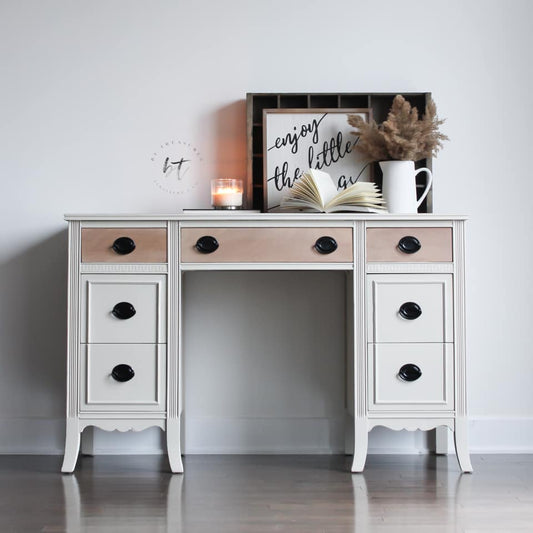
182 415 346 455
0 417 65 454
468 417 533 454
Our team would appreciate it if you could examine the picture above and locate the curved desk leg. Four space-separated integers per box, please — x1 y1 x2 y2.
351 418 368 473
454 417 473 473
61 417 81 473
167 418 184 474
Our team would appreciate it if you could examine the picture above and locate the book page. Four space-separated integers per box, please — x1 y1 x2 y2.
325 181 386 212
327 205 386 213
308 169 338 207
281 169 385 213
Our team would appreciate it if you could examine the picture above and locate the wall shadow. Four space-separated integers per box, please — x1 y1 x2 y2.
0 230 68 425
212 99 248 200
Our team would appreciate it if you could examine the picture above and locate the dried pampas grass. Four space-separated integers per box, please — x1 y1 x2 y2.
347 95 448 161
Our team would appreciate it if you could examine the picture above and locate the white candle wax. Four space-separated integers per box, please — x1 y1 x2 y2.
212 189 243 207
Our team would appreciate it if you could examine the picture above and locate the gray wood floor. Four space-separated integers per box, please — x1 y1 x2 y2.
0 454 532 532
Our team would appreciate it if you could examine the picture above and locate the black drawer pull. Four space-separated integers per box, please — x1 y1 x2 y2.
398 236 421 254
398 363 422 382
399 302 422 320
111 364 135 382
112 236 136 255
314 236 338 254
112 302 136 320
195 236 219 254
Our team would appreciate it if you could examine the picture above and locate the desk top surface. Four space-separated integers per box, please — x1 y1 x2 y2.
64 213 468 222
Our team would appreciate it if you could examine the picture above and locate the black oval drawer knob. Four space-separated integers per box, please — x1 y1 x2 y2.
315 236 338 254
398 363 422 382
398 236 421 254
399 302 422 320
111 364 135 382
195 236 219 254
112 236 136 255
112 302 136 320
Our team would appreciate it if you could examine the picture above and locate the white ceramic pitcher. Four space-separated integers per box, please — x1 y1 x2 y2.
379 161 433 214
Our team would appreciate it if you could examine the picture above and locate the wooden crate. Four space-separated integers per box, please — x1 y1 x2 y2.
246 92 433 212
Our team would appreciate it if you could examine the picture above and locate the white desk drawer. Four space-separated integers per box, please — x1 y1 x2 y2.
80 274 166 344
367 274 453 343
368 343 454 411
80 344 166 412
180 227 353 263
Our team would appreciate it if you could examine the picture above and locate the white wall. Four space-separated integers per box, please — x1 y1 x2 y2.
1 0 532 455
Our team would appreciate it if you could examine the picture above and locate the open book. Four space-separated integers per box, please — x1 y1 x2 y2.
280 169 386 213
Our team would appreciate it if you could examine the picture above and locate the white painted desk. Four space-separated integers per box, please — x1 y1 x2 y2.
61 213 472 473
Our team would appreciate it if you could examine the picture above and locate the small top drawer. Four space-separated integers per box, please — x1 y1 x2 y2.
366 227 452 262
81 228 167 263
180 227 353 263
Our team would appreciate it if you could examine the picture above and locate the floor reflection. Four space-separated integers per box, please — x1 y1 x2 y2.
62 457 183 532
54 454 528 532
2 454 532 531
351 455 474 531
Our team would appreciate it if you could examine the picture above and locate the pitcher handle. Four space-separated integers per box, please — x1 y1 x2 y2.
415 167 433 208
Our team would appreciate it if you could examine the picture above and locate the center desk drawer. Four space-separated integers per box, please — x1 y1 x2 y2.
180 227 353 263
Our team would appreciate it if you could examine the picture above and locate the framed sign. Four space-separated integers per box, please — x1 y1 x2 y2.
263 108 371 212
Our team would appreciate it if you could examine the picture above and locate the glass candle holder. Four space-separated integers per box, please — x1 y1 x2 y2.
211 179 243 210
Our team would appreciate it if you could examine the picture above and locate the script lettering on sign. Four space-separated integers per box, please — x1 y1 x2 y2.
263 109 371 211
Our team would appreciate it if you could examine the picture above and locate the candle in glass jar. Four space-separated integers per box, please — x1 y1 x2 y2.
211 179 243 209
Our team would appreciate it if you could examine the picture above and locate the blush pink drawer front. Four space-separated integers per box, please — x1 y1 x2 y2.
181 227 353 263
82 228 167 263
366 227 452 262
